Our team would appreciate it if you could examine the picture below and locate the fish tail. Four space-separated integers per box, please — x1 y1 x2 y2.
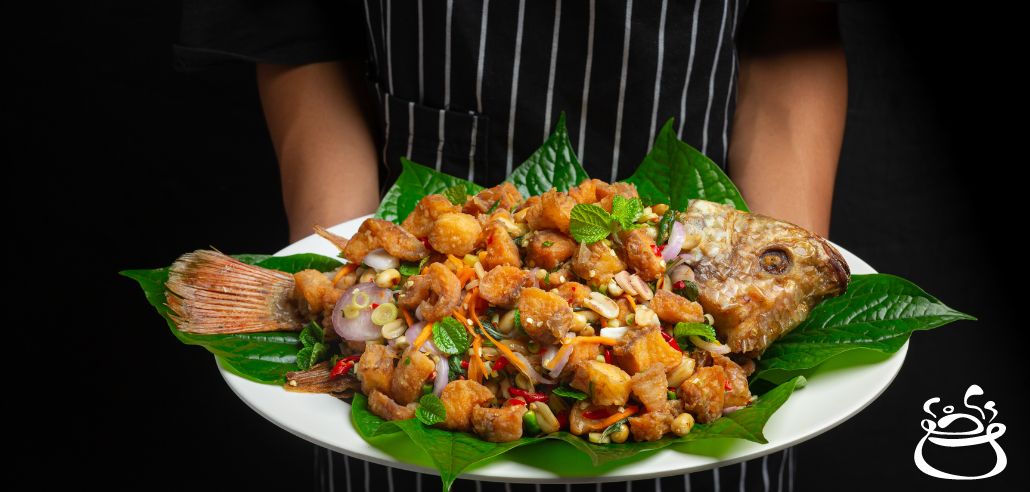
165 250 303 334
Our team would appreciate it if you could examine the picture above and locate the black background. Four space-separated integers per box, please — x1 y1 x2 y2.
14 1 1026 490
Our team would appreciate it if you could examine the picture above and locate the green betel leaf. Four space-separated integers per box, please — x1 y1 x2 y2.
415 394 447 426
569 203 613 243
508 113 590 196
352 393 536 491
432 317 470 356
753 274 975 381
254 254 342 273
376 157 484 223
120 253 342 385
351 378 802 490
540 376 803 465
610 195 644 230
625 119 749 212
442 184 469 206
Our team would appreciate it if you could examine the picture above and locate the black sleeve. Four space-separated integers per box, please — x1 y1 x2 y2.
173 0 367 71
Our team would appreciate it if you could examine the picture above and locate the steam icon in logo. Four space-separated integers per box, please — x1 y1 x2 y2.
914 384 1006 480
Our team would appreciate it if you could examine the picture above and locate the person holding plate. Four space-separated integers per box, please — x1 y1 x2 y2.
174 0 847 490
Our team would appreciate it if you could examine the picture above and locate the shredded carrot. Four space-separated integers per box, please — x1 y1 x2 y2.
465 288 530 377
623 294 637 312
457 267 477 287
545 343 577 370
469 337 484 383
446 255 464 272
453 307 487 383
411 322 435 352
588 405 639 431
400 308 414 328
332 263 359 286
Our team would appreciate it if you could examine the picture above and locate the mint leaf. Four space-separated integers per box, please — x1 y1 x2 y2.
673 322 717 345
610 195 644 230
569 204 613 243
625 118 748 212
299 321 324 348
508 113 590 196
415 394 447 426
442 184 468 206
552 386 588 400
432 317 470 356
295 342 327 370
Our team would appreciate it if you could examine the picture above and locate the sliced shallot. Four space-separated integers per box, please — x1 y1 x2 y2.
332 283 395 341
690 335 730 355
662 221 686 261
363 248 400 271
433 356 449 396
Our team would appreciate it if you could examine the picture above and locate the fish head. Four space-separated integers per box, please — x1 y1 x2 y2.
679 200 850 357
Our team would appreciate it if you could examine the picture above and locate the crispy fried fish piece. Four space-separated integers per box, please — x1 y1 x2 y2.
402 194 460 237
679 200 850 356
343 218 427 264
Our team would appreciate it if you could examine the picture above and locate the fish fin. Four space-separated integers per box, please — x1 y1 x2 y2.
165 250 303 334
313 225 349 251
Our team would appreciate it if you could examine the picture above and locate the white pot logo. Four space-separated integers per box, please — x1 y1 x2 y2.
914 384 1007 480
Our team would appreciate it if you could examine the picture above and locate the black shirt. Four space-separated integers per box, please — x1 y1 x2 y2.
176 0 744 183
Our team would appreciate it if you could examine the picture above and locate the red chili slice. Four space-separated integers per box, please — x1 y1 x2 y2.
460 359 469 369
582 409 612 420
507 398 527 407
603 349 613 364
371 303 379 310
650 244 664 257
556 410 569 429
329 361 355 379
725 380 733 391
493 357 509 371
661 331 682 352
508 388 549 403
673 280 686 290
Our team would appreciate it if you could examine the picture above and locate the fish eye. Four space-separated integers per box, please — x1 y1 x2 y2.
759 248 792 275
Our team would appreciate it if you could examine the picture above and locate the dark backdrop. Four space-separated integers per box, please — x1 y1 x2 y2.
16 1 1025 490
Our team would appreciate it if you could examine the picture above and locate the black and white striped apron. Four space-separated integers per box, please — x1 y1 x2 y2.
325 1 796 490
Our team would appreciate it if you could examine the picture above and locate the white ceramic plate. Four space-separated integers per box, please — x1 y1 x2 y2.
218 215 905 484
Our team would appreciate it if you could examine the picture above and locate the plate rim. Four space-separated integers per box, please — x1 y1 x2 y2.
218 214 907 483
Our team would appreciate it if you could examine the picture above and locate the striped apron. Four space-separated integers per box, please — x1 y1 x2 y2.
328 1 796 490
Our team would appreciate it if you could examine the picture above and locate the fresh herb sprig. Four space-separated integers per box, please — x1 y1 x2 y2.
569 195 646 243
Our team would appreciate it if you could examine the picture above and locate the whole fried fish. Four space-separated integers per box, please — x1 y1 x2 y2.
678 200 850 357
